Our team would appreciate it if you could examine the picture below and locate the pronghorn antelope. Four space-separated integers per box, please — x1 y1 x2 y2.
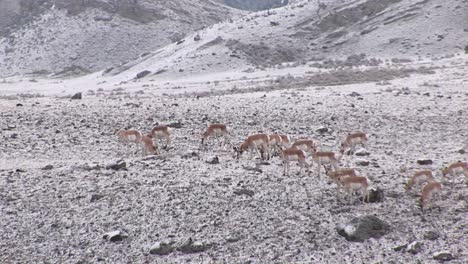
340 132 368 154
291 139 317 156
269 134 290 156
116 129 142 145
201 123 230 146
140 134 159 156
405 170 434 191
324 167 359 186
235 133 270 160
419 181 442 211
312 151 340 178
442 161 468 178
150 125 172 148
280 148 309 176
337 175 369 203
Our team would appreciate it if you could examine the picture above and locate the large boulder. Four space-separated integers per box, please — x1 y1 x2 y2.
337 215 391 242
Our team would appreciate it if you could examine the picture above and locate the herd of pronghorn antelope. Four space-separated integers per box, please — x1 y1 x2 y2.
115 123 467 211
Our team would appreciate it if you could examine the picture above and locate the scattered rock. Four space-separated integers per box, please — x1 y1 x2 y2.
417 159 433 165
433 251 455 261
149 241 175 255
168 121 183 128
10 133 18 139
71 92 82 100
16 103 23 107
356 159 370 166
406 241 423 254
270 21 279 26
181 151 199 159
136 70 151 79
194 34 201 41
41 165 54 170
348 91 361 97
458 149 466 154
424 230 440 241
226 235 243 243
234 188 255 197
206 156 219 165
103 230 128 242
316 126 328 134
354 148 370 156
177 238 210 254
106 160 127 171
364 188 384 203
242 165 262 173
337 215 391 242
90 194 105 203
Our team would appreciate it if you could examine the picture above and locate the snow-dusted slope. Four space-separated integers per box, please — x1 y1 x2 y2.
0 0 242 77
105 0 467 82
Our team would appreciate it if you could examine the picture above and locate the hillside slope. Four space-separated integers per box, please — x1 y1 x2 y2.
104 0 467 82
0 0 242 77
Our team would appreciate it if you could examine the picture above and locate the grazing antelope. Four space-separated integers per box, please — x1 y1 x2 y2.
419 181 442 211
340 132 368 154
269 134 290 156
338 175 369 203
324 166 359 186
235 134 270 160
116 129 142 144
201 123 230 146
150 125 172 148
312 151 340 178
281 148 309 176
405 170 434 191
442 161 468 178
291 139 317 156
140 134 159 156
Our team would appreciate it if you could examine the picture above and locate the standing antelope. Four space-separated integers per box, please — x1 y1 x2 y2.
340 132 368 154
405 170 434 191
312 151 340 178
116 129 142 145
140 134 159 156
419 181 442 211
291 139 317 156
281 148 309 176
269 134 290 156
325 167 359 186
201 123 230 146
338 175 369 203
150 125 172 148
442 161 468 179
235 134 270 160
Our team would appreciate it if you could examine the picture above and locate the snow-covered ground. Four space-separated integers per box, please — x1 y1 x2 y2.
0 55 467 263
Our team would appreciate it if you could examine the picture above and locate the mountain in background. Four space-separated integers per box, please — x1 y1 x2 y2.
103 0 468 82
0 0 242 76
218 0 289 11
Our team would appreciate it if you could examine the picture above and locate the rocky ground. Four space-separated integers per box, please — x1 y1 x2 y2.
0 56 467 263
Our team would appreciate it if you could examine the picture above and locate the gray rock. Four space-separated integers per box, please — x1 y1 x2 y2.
417 159 433 165
458 149 466 154
348 91 361 97
149 241 175 255
206 156 219 165
364 188 384 203
337 215 391 242
316 126 328 134
424 230 440 241
71 92 82 100
103 230 128 242
136 70 151 79
354 148 370 156
406 241 423 254
433 251 455 261
168 121 183 128
356 159 370 166
233 188 255 197
42 165 54 170
106 160 127 171
177 238 210 254
90 194 105 203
